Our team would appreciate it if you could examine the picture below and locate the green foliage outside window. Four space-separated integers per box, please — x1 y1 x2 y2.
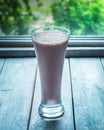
0 0 104 35
52 0 104 35
0 0 33 35
0 0 50 35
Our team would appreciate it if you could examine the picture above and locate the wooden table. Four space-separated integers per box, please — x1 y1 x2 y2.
0 57 104 130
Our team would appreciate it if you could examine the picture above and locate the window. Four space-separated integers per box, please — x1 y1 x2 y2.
0 0 104 57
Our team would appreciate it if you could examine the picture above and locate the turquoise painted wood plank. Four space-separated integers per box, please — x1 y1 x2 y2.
0 59 5 74
0 58 37 130
29 60 74 130
70 58 104 130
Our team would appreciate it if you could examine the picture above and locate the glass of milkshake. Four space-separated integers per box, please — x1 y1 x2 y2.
31 26 70 119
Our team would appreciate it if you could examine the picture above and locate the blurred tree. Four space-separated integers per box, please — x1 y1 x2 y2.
51 0 104 35
0 0 32 35
35 0 43 7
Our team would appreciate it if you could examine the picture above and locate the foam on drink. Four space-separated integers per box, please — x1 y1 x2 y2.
33 30 68 45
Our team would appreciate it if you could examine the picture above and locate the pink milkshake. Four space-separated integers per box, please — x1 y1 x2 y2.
32 26 70 119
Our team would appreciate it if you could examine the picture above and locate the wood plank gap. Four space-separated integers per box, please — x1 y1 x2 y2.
100 58 104 72
0 58 6 75
68 58 76 130
27 64 38 130
29 60 74 130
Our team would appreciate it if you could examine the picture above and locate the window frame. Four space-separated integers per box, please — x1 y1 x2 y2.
0 35 104 57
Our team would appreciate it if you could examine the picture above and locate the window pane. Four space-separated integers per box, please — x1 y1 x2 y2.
0 0 104 35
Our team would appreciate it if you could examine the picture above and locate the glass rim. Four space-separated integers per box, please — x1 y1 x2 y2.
31 25 70 36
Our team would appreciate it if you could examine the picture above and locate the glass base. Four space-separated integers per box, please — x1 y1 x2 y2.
39 103 64 119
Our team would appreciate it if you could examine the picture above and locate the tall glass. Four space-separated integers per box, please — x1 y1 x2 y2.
31 26 70 119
